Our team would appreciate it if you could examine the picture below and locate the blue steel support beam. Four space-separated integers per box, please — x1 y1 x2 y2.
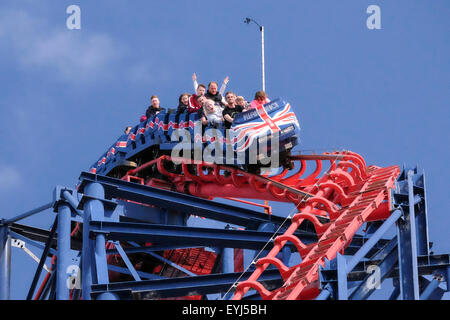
336 253 348 300
26 217 58 300
62 190 84 219
3 202 53 225
389 284 400 300
447 266 450 293
420 275 442 300
0 224 11 300
81 184 95 300
147 251 197 277
316 283 333 300
114 242 142 281
349 238 398 300
77 172 288 228
414 171 430 256
90 268 283 299
396 170 420 300
56 203 71 300
89 220 314 250
347 210 402 272
83 182 117 300
222 248 234 274
107 264 163 280
320 211 401 300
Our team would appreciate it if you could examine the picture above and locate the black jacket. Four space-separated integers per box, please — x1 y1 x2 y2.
146 105 163 118
176 102 188 114
205 91 224 107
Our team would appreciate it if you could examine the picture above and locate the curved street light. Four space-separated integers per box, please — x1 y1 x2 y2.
244 17 265 92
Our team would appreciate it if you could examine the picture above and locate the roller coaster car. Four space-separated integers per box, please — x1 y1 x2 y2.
90 97 301 177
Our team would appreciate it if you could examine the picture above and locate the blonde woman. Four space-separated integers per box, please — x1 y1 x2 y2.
201 99 223 126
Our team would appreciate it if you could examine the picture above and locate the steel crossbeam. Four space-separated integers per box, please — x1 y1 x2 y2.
91 269 283 299
89 220 316 250
78 172 289 228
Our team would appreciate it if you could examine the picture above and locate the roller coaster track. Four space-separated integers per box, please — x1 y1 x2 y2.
120 150 400 300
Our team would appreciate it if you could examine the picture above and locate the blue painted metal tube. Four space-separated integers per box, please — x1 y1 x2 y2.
114 242 142 281
223 248 234 274
415 172 430 256
336 253 348 300
56 204 71 300
107 264 163 280
446 266 450 293
316 284 332 300
88 221 309 250
82 182 102 300
147 251 197 277
81 210 93 300
347 210 402 272
26 217 58 300
420 277 440 300
389 285 400 300
222 224 235 275
397 170 420 300
3 202 53 225
62 190 83 218
91 268 282 299
83 182 117 300
0 225 11 300
95 234 109 285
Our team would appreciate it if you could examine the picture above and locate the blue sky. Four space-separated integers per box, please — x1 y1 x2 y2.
0 1 448 299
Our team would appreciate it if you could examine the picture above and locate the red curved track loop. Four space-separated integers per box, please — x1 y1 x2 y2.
124 150 400 300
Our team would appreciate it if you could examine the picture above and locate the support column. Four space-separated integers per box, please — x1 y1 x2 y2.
56 204 71 300
0 224 11 300
336 253 348 300
82 182 102 300
222 248 234 274
222 225 235 275
83 182 117 300
396 170 420 300
415 172 430 256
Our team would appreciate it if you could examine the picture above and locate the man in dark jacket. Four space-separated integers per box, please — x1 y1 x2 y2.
222 92 244 129
205 81 226 107
146 95 163 118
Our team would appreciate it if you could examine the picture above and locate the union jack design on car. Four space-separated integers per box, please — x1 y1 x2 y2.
231 99 300 152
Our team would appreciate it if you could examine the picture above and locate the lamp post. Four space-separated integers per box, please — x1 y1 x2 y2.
244 17 265 92
245 17 269 213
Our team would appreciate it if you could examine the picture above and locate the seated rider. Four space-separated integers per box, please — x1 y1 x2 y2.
177 93 190 114
235 95 249 110
201 99 224 126
205 81 227 107
248 91 270 110
145 95 163 118
188 84 206 113
222 91 244 129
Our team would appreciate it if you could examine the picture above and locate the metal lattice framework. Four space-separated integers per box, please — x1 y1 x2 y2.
0 152 449 300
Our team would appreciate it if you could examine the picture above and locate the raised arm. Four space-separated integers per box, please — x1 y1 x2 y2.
192 73 198 92
219 76 229 95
